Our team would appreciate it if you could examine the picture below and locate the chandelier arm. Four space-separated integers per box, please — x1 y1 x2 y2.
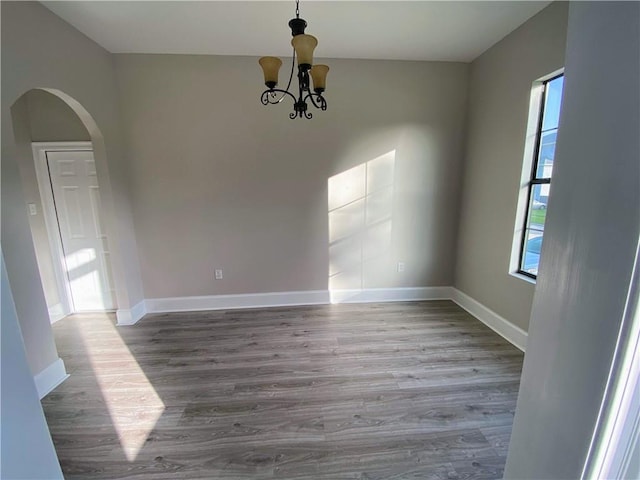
303 92 327 111
261 88 298 106
260 90 282 105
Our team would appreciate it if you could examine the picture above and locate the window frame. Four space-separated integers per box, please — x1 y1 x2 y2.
517 73 563 280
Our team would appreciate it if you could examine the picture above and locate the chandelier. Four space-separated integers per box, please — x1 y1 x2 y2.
259 0 329 119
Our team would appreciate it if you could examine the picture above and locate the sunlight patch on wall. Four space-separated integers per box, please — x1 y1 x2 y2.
78 318 165 461
328 151 395 300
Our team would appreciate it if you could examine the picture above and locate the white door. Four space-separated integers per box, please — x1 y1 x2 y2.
46 150 116 311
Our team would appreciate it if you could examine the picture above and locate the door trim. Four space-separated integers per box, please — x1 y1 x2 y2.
32 141 93 320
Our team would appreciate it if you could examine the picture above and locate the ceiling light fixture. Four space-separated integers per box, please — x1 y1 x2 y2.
259 0 329 119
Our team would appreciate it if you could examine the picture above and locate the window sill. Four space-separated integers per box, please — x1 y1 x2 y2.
509 271 537 285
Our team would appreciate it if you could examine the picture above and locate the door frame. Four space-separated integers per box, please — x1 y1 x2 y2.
32 141 95 321
582 238 640 479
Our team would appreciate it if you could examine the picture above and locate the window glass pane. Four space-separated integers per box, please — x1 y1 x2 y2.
542 76 564 132
517 73 563 279
521 230 543 275
527 184 550 230
536 129 557 178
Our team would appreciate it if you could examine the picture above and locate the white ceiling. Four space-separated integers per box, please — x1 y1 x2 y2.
41 1 551 62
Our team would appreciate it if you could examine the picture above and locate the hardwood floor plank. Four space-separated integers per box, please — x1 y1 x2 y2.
42 301 522 479
479 425 513 458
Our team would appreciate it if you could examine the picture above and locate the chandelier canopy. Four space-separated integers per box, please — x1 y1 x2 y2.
259 0 329 119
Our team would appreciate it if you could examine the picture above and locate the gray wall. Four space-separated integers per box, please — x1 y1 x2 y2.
505 2 640 478
1 1 144 374
27 89 91 142
1 252 63 479
114 55 469 298
455 2 568 331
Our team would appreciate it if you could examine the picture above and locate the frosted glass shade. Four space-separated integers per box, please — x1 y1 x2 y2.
259 56 283 88
291 34 318 67
310 65 329 92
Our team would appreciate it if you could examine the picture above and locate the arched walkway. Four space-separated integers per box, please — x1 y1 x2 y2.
3 87 134 394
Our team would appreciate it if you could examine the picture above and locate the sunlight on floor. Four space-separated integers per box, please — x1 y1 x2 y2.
77 316 164 461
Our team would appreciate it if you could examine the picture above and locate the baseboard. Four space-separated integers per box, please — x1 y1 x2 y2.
330 286 454 304
451 288 527 352
34 357 69 399
48 303 68 324
145 290 331 314
116 299 147 326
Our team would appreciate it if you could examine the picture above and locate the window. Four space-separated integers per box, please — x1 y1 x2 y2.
518 74 564 278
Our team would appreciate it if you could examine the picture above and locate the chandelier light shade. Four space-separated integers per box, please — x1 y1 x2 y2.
259 56 283 88
259 0 328 119
310 64 329 93
291 34 317 67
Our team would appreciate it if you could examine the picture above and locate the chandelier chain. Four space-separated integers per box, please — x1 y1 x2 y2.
295 0 300 19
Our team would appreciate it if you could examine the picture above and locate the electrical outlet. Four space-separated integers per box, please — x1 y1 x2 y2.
28 203 37 216
397 262 405 273
215 269 223 280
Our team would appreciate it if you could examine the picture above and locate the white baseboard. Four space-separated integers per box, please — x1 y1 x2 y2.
48 303 68 324
34 357 69 399
451 288 527 352
145 290 331 314
116 299 147 326
330 287 454 304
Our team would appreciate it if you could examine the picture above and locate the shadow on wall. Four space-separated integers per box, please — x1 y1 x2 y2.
328 151 396 302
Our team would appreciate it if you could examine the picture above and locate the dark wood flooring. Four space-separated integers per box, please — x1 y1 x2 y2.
42 300 523 479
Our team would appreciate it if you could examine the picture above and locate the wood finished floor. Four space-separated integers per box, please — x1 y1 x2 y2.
42 301 524 479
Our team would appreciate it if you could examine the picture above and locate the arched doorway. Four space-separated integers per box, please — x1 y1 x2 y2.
10 88 122 321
